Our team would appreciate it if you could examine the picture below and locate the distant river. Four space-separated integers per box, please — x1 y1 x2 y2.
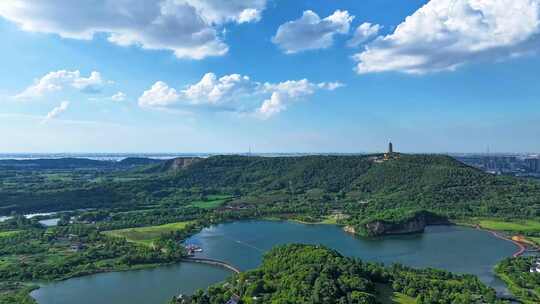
32 221 517 304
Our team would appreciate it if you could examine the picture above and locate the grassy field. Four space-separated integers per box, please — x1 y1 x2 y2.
264 214 346 225
375 283 416 304
292 213 349 225
189 195 231 209
319 216 338 224
0 231 19 238
478 219 540 233
321 213 349 225
103 221 192 246
43 173 73 182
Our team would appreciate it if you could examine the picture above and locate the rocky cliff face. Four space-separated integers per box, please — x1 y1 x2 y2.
343 225 357 234
144 157 202 173
363 216 426 236
355 210 451 237
167 158 201 171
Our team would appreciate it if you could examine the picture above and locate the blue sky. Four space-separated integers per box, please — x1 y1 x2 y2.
1 0 539 153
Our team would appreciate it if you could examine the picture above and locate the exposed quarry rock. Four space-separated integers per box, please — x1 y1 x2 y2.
359 211 449 237
364 216 426 236
141 157 202 173
166 158 201 171
343 225 357 234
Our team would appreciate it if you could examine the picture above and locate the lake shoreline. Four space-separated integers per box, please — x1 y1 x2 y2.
30 220 520 304
473 225 533 257
28 261 184 302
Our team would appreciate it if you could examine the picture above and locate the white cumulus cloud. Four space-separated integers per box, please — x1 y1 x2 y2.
111 92 127 102
43 101 69 123
353 0 540 74
318 82 345 91
139 73 343 118
183 0 266 24
256 79 343 119
71 71 104 93
0 0 267 60
183 73 254 105
138 81 180 108
257 92 285 119
16 70 106 99
272 10 354 54
238 8 262 23
347 22 381 48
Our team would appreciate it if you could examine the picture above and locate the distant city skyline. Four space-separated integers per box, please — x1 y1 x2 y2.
1 0 540 153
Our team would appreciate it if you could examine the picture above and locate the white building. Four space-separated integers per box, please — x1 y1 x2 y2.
530 261 540 273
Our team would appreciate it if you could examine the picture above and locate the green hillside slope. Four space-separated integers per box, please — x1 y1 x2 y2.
165 154 540 218
1 154 539 222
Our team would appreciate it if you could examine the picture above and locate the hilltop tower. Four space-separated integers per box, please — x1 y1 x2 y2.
383 141 397 161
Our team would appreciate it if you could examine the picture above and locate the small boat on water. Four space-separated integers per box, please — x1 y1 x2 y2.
184 244 203 255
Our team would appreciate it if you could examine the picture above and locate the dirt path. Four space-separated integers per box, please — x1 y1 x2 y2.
475 225 527 257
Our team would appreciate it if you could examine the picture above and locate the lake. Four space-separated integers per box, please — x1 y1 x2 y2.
0 212 59 222
38 218 60 227
32 221 517 304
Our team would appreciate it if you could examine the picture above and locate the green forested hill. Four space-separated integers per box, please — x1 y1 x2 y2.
0 157 160 170
1 154 539 221
165 154 540 218
185 244 501 304
169 155 374 192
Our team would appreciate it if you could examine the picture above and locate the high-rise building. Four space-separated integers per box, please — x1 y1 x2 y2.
525 158 540 173
388 142 393 154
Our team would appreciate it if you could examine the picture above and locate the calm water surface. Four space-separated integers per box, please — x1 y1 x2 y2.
38 218 60 227
32 221 517 304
